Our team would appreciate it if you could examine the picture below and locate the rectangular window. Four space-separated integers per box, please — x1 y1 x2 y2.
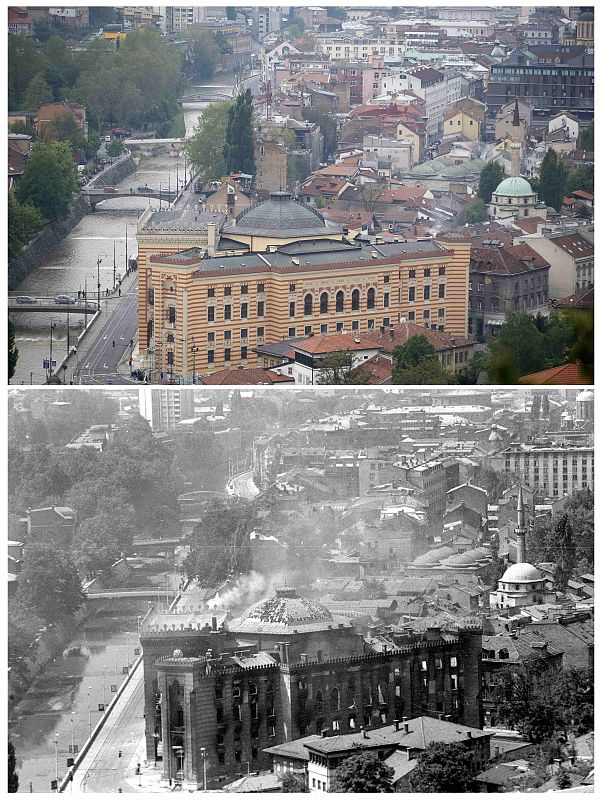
423 286 430 301
257 301 265 317
408 286 416 302
208 332 215 344
224 330 232 341
383 317 390 327
289 283 296 292
438 308 445 318
241 346 248 360
439 266 446 276
408 311 415 321
288 327 296 337
240 302 248 318
304 325 312 335
224 286 232 297
224 304 232 321
224 348 231 362
409 269 416 278
208 307 215 322
240 328 248 340
320 323 328 334
439 284 445 299
424 268 431 277
167 350 174 366
384 274 390 283
257 326 265 338
257 283 265 293
207 287 215 298
208 350 215 364
352 320 359 332
240 284 248 295
367 319 375 330
168 306 176 324
336 322 343 332
383 292 390 308
289 301 296 317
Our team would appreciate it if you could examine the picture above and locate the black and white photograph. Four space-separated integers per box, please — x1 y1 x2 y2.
7 387 594 792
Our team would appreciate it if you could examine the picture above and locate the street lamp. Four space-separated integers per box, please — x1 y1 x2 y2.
48 319 57 380
200 747 207 791
191 341 199 385
54 737 59 790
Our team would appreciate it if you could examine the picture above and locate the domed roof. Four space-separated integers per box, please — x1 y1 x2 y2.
225 192 340 238
413 545 456 566
494 176 535 197
441 551 478 567
576 389 594 402
230 587 334 633
501 562 542 583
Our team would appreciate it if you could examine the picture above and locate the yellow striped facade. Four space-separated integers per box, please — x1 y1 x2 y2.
138 240 471 379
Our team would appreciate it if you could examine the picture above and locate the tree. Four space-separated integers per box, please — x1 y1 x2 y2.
8 193 43 262
17 141 78 222
281 773 309 792
487 313 547 382
576 122 593 151
72 509 137 578
316 351 372 385
224 89 256 176
185 31 219 81
531 394 541 418
392 335 454 385
537 148 567 212
330 753 394 793
184 100 232 182
357 180 387 212
455 350 489 384
463 197 488 224
496 665 593 743
15 543 84 624
556 767 572 789
8 739 19 793
363 578 387 599
478 161 504 204
564 164 594 197
21 73 53 111
184 497 258 587
302 105 337 159
409 742 477 792
9 35 45 110
107 138 124 158
8 321 19 381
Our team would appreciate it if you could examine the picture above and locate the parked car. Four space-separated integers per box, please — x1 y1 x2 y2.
103 186 117 193
54 295 76 305
15 295 37 304
137 185 152 192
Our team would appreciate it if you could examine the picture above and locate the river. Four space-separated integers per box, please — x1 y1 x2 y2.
10 80 235 385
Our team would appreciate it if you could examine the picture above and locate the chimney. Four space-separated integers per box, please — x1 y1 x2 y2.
300 653 308 663
362 728 368 739
211 615 218 631
321 728 330 738
467 732 472 739
404 722 409 734
394 719 400 732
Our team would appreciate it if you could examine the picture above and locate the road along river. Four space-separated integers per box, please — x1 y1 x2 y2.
10 81 235 385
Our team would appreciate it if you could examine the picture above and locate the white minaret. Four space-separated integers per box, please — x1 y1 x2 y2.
514 487 527 563
510 142 521 178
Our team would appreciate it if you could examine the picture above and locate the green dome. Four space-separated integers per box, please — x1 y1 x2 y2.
494 176 535 197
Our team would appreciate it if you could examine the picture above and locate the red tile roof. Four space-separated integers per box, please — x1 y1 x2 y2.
550 287 594 310
364 323 474 354
470 243 549 275
294 333 379 355
551 234 594 259
519 362 591 385
572 190 593 201
351 354 392 384
200 368 294 385
511 216 546 234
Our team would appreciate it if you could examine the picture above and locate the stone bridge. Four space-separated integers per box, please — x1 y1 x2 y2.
81 187 177 210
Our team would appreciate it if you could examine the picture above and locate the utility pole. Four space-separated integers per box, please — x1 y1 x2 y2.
113 239 116 290
125 224 128 274
49 319 56 380
97 256 102 310
66 310 70 353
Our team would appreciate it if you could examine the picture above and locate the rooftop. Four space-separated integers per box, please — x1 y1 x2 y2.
222 192 342 238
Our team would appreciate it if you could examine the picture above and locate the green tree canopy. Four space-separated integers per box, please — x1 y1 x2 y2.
17 141 78 222
576 122 593 151
107 138 125 157
21 73 54 112
564 164 594 197
409 742 478 792
184 497 258 587
478 161 504 204
392 335 454 385
9 35 45 110
184 100 232 182
330 752 394 792
185 31 219 81
463 197 488 224
537 148 567 212
224 89 256 176
15 542 84 624
316 350 373 385
8 193 43 262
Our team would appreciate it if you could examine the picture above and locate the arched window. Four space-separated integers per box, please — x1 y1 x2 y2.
320 292 328 314
331 687 340 711
315 690 323 707
352 289 360 311
367 287 376 309
336 290 344 312
304 293 313 316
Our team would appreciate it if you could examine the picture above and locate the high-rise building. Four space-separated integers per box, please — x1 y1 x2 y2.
154 6 206 32
139 388 195 431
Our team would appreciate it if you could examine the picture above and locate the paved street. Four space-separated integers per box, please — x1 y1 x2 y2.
227 471 260 499
71 664 145 793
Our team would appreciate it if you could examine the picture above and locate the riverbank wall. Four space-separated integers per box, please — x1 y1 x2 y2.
8 154 137 290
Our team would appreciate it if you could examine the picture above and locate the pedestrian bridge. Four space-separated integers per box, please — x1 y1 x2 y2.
81 187 177 210
8 296 99 314
124 137 185 154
